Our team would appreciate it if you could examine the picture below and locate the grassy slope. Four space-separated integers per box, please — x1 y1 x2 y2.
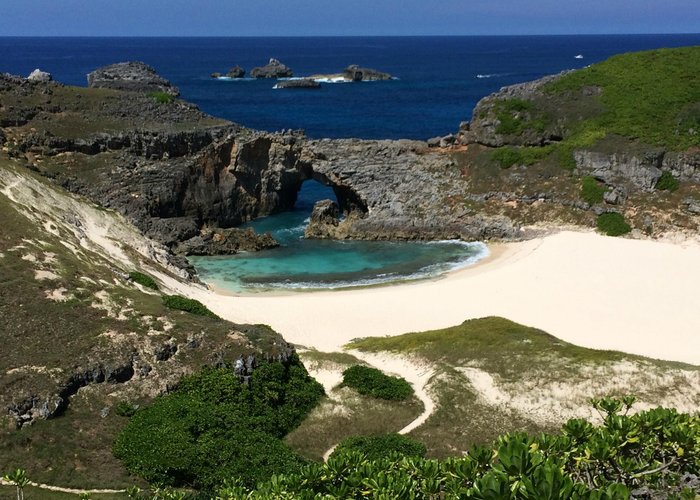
545 46 700 151
348 317 700 458
0 157 283 489
459 46 700 234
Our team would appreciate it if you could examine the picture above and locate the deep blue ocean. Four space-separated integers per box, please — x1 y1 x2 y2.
3 35 699 291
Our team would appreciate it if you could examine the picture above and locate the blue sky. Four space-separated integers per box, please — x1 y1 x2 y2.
0 0 698 36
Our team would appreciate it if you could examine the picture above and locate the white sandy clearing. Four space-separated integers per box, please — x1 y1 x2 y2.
162 230 700 366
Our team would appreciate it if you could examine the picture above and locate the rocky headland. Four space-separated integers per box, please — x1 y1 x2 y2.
87 61 180 96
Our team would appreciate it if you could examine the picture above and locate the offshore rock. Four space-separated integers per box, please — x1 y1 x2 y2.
343 65 392 81
27 69 52 83
87 61 180 96
251 58 293 79
226 66 246 78
274 79 321 89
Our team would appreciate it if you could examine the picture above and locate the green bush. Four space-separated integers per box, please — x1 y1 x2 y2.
114 401 138 418
163 295 219 319
492 147 522 169
148 91 175 104
341 365 413 401
113 359 324 489
331 433 426 461
580 176 606 204
597 212 632 236
655 171 680 191
129 271 159 291
220 398 700 499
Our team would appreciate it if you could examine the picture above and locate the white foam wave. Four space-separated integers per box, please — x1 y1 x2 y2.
216 76 256 82
244 241 490 291
476 73 507 79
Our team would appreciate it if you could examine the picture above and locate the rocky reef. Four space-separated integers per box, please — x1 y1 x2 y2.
87 61 180 96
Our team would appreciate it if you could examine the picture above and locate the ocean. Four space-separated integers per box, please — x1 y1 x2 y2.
3 35 699 291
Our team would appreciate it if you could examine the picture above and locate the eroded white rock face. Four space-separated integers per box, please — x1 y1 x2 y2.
27 69 52 83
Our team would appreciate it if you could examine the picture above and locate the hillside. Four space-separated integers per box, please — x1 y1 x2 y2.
0 157 295 490
1 48 700 498
444 46 700 237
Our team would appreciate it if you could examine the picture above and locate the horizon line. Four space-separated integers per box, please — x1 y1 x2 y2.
2 33 700 38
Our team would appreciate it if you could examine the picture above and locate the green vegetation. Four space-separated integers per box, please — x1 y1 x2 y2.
147 91 175 104
162 295 219 319
114 402 138 418
580 176 607 204
3 468 29 500
113 359 324 490
597 212 632 236
656 171 680 192
491 145 554 169
331 433 426 461
547 46 700 150
217 398 700 499
494 99 546 136
341 365 413 401
287 351 424 461
128 271 159 291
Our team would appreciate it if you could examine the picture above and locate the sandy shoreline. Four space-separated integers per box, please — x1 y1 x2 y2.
163 230 700 365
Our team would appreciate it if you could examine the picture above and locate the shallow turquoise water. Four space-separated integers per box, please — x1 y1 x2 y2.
189 182 488 293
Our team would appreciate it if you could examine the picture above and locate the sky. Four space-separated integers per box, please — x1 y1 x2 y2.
0 0 698 36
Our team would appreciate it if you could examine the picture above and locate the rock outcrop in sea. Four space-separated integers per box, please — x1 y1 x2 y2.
87 61 180 96
343 65 392 81
274 79 321 89
251 58 293 79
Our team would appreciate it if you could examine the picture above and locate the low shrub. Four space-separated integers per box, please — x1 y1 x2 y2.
331 433 426 460
597 212 632 236
114 360 324 489
341 365 413 401
128 271 159 291
221 398 700 499
147 91 175 104
655 171 680 191
114 401 138 417
163 295 219 319
492 147 521 169
580 176 606 204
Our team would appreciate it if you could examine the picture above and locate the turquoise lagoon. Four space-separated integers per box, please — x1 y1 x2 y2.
189 182 488 293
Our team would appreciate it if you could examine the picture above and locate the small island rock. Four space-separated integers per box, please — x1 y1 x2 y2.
251 58 293 79
343 65 392 81
87 61 180 96
226 66 246 78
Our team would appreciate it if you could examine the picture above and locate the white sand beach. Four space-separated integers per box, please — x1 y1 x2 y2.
163 230 700 365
